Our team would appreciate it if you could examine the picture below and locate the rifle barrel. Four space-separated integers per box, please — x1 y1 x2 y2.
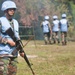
24 53 35 75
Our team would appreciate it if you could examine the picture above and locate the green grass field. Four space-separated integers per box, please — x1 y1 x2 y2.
16 40 75 75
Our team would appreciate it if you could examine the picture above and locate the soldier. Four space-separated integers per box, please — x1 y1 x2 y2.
52 15 60 44
0 0 24 75
59 14 69 45
41 15 52 45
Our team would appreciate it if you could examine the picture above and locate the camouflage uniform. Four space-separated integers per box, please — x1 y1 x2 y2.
59 14 69 45
52 15 60 44
0 57 17 75
41 16 52 44
0 1 20 75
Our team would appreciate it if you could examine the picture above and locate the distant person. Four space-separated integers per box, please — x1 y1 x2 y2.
59 14 69 45
52 15 60 44
41 15 52 45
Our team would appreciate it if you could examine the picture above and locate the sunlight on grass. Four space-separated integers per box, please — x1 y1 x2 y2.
16 40 75 75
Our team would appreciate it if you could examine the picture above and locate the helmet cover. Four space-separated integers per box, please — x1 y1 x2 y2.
1 0 17 11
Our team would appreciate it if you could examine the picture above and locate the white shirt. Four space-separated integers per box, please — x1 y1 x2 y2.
52 20 59 32
60 19 68 32
42 20 50 33
0 16 19 54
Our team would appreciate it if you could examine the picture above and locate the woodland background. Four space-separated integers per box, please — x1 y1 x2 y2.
0 0 75 40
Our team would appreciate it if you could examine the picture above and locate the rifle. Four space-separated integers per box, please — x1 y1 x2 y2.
5 28 35 75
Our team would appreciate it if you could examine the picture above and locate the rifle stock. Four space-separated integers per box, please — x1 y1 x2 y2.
5 28 35 75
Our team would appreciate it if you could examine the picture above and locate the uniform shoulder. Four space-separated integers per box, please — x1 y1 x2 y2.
45 20 50 23
0 16 6 20
13 19 17 21
13 19 19 23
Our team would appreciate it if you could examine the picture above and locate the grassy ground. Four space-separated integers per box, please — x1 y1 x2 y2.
16 40 75 75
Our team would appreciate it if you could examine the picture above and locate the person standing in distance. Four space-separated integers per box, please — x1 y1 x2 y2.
41 15 52 45
59 14 69 45
52 15 60 44
0 0 24 75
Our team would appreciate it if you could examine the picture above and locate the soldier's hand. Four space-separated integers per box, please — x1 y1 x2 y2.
7 39 16 46
19 52 24 57
1 37 15 46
